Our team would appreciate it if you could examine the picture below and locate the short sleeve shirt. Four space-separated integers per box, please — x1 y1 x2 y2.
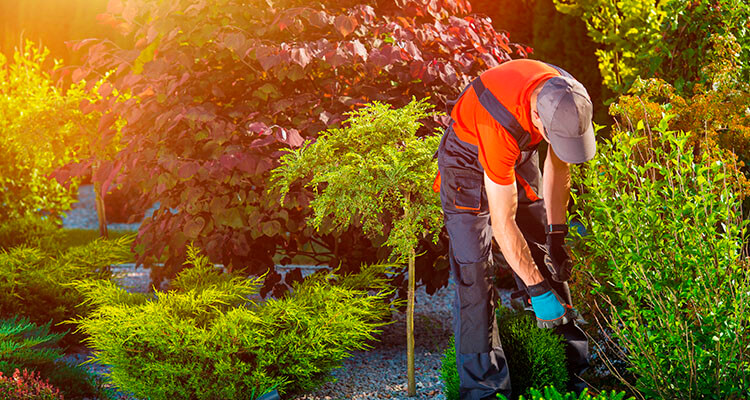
450 59 561 185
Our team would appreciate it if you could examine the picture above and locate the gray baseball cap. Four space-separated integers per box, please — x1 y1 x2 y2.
537 76 596 164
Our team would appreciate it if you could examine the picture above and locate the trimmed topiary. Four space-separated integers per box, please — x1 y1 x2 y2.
441 307 568 399
441 336 460 400
496 307 568 397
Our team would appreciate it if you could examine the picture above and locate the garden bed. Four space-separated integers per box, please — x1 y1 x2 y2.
65 263 515 400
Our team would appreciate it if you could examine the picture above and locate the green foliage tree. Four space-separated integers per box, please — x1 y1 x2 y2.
571 118 750 398
68 0 523 294
648 0 750 93
73 245 397 399
553 0 665 93
554 0 750 94
272 99 442 395
0 41 101 221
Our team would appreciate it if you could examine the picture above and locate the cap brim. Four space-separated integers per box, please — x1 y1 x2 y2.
548 123 597 164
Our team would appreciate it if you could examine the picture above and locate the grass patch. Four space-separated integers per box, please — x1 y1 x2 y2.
59 229 136 255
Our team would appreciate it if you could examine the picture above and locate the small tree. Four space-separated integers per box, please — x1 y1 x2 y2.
271 98 442 396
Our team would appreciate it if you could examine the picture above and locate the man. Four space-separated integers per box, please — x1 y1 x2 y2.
436 58 595 399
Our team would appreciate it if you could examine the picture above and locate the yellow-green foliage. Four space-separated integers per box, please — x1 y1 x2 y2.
0 235 134 332
0 40 99 220
572 121 750 398
609 36 750 197
272 98 443 260
74 245 398 399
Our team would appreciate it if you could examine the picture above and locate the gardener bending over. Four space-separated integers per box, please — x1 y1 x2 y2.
435 59 595 399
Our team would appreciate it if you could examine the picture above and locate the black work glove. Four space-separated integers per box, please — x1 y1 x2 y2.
544 224 572 283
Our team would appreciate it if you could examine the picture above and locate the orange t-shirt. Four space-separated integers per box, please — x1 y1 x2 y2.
451 59 560 185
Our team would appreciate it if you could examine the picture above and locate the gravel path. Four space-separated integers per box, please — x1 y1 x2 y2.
295 282 513 400
62 184 156 231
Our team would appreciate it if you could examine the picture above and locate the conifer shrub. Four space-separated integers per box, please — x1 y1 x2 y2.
74 245 398 399
0 369 63 400
441 307 568 399
0 316 104 399
441 336 460 400
0 235 134 332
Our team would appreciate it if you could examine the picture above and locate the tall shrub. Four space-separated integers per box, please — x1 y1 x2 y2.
554 0 750 94
571 119 750 398
608 35 750 193
272 99 442 395
0 41 99 220
74 245 397 399
68 0 524 291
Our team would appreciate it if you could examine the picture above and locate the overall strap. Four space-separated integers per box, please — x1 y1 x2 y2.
446 62 573 152
471 77 532 151
446 78 475 114
545 62 573 79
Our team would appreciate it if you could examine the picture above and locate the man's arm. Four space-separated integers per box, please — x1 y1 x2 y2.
543 146 571 225
484 172 545 287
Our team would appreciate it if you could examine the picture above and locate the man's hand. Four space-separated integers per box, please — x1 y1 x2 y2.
528 280 576 329
545 225 572 282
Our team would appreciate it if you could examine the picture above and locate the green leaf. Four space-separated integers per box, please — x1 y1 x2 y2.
133 38 160 75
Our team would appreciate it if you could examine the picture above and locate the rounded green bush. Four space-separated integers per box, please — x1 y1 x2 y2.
441 307 568 399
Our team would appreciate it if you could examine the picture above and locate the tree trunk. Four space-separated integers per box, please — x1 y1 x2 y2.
407 245 416 396
93 165 108 239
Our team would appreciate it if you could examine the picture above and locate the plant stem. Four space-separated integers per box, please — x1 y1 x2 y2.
407 244 416 397
93 163 108 239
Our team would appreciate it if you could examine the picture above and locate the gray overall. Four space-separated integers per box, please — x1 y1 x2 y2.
438 68 590 400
